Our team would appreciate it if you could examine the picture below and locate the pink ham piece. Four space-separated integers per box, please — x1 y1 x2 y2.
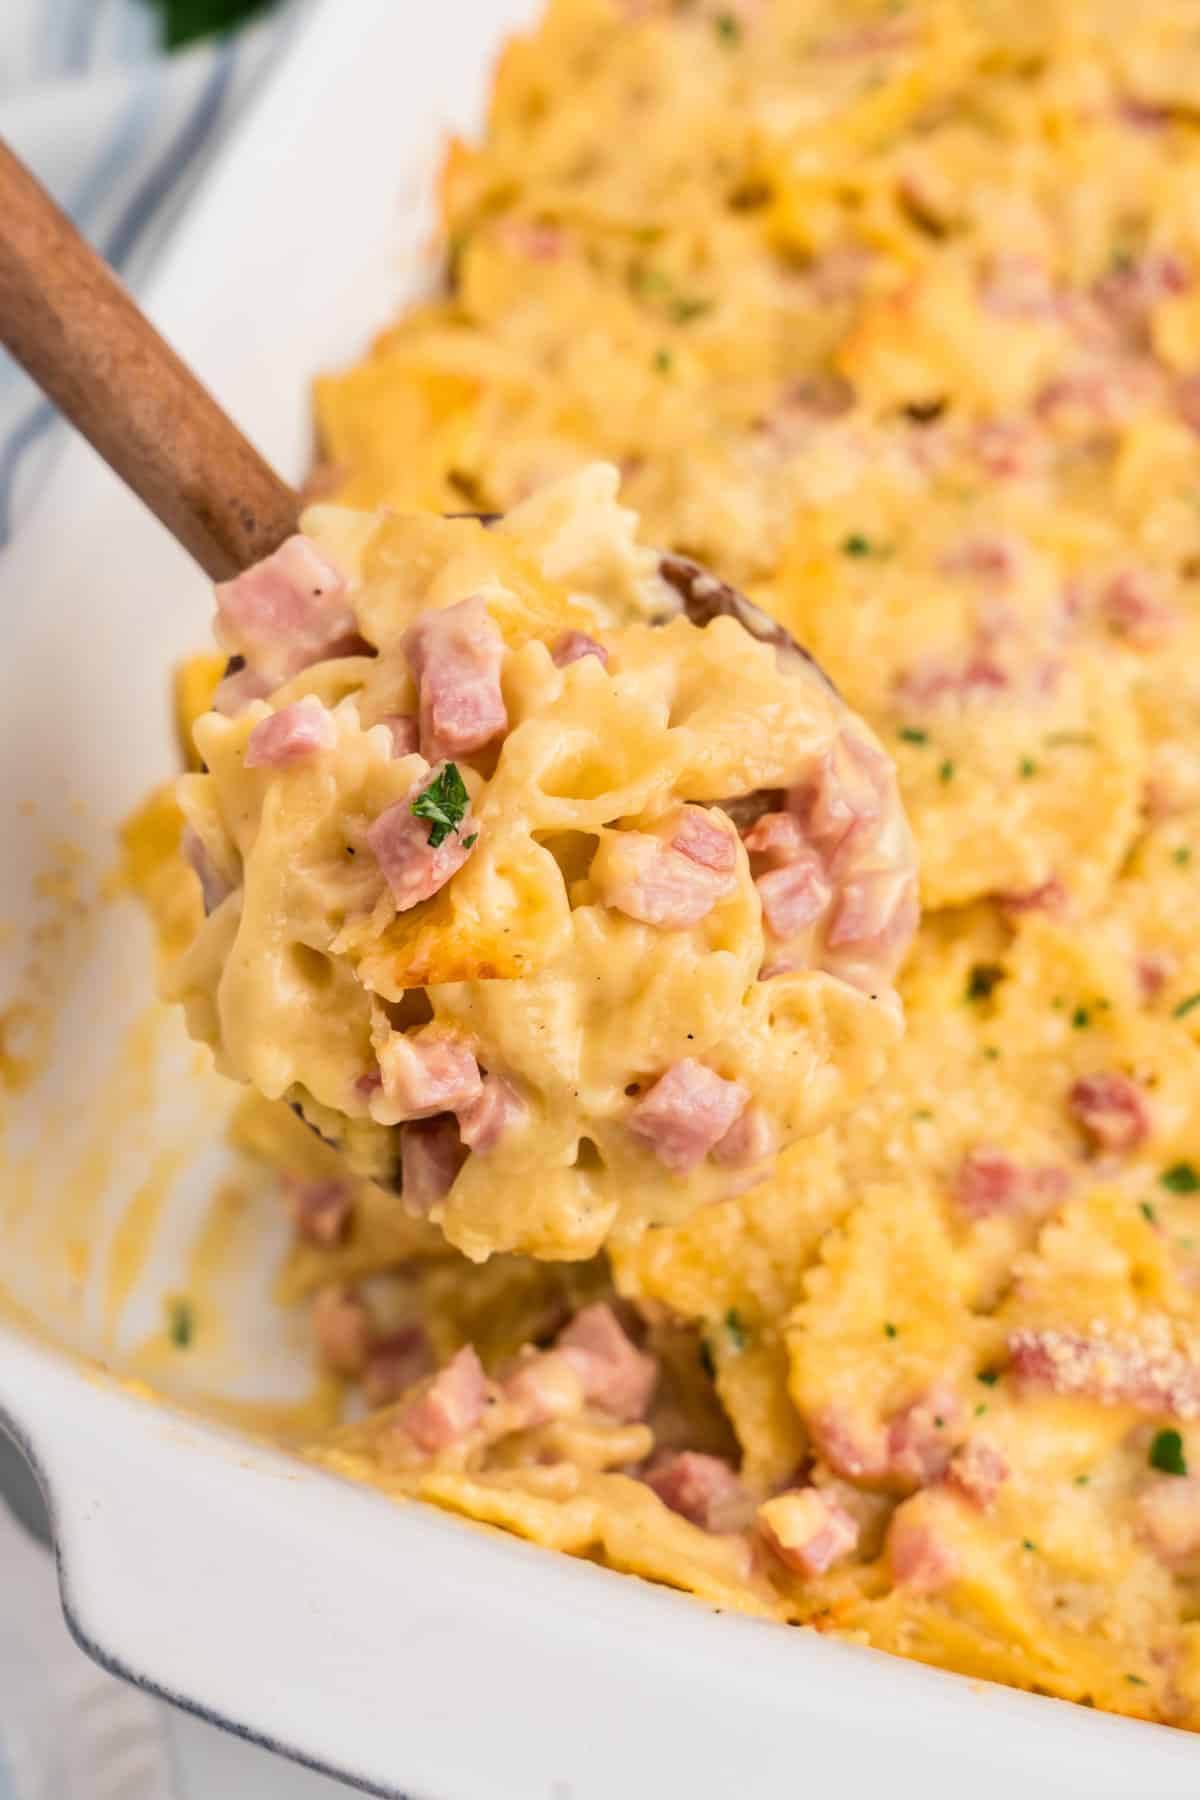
793 734 886 862
182 824 233 915
946 1438 1008 1512
743 811 806 871
1008 1327 1200 1418
756 854 832 940
940 532 1023 584
887 1387 960 1489
1135 1477 1200 1567
362 1324 433 1408
953 1148 1068 1221
502 1350 587 1429
557 1303 657 1421
402 596 508 764
1138 951 1176 1000
552 630 609 669
374 1033 482 1122
970 418 1048 481
399 1115 466 1215
1100 569 1177 648
645 1452 745 1531
758 1487 859 1577
995 878 1067 917
712 1102 777 1168
628 1060 750 1173
367 763 477 913
593 828 734 929
809 1406 890 1485
244 696 337 769
895 649 1008 709
887 1496 960 1594
380 714 420 757
458 1073 528 1153
671 806 738 874
398 1345 488 1453
1067 1072 1151 1153
828 868 917 952
497 219 565 262
215 536 357 682
1094 254 1189 333
979 254 1057 322
312 1285 372 1377
284 1174 354 1248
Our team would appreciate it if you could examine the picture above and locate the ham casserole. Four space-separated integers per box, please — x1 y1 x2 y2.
126 0 1200 1736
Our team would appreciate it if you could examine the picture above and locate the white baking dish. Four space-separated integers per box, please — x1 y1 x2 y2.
1 3 1198 1793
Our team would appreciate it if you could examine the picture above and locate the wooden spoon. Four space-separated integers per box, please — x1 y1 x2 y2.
0 137 298 580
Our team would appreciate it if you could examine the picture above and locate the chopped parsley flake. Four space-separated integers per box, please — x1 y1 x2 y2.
974 1403 987 1417
913 1107 934 1122
983 1045 1001 1061
411 763 470 849
898 726 928 745
714 11 741 43
725 1308 747 1351
842 533 873 557
1175 846 1192 867
933 1415 946 1429
653 347 673 374
1150 1428 1188 1476
967 963 1004 1002
1074 1474 1090 1486
883 1321 898 1338
939 759 955 782
1044 730 1096 749
1071 1006 1091 1029
1162 1162 1200 1195
632 267 712 325
167 1297 193 1349
1022 1538 1038 1552
977 1369 1000 1386
1174 993 1200 1019
462 833 479 850
1140 1200 1158 1224
1019 757 1038 780
1126 1674 1148 1687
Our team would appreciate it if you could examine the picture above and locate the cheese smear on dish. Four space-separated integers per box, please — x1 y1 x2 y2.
124 0 1200 1736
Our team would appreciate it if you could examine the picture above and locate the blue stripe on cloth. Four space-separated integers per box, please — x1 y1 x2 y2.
0 38 241 544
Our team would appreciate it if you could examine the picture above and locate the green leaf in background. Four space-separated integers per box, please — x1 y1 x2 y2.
145 0 278 51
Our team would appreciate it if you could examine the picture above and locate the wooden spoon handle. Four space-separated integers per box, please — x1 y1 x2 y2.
0 137 298 580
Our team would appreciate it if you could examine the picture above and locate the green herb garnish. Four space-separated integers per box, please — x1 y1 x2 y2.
1150 1428 1188 1476
411 763 471 849
168 1297 193 1349
977 1369 1000 1386
725 1308 747 1351
1018 757 1038 780
1162 1162 1200 1195
883 1321 898 1338
1174 994 1200 1019
653 347 674 374
1071 1006 1091 1029
967 963 1004 1002
714 11 741 44
898 726 928 745
939 759 955 783
842 533 873 557
1175 846 1192 867
145 0 274 48
1074 1474 1090 1486
1126 1674 1148 1687
1022 1538 1038 1552
1140 1200 1158 1224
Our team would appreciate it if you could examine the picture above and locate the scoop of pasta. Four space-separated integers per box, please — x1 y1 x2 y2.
167 464 917 1261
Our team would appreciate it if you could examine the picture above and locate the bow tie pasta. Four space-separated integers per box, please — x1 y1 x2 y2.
165 466 917 1261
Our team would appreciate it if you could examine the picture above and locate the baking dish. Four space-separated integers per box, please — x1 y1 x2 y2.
1 1 1199 1792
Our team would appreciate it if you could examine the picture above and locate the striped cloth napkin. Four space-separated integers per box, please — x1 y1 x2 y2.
0 0 289 546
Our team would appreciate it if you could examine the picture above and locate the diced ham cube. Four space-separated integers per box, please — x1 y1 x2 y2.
809 1406 890 1485
1135 1476 1200 1567
402 596 508 763
645 1452 745 1531
502 1349 587 1429
362 1324 433 1408
1067 1072 1151 1153
946 1439 1008 1512
592 828 734 928
244 696 337 769
284 1174 354 1247
828 868 917 951
215 536 357 682
312 1285 372 1377
952 1149 1069 1221
628 1060 750 1173
887 1496 960 1594
556 1303 658 1421
372 1032 482 1123
497 219 565 262
712 1102 777 1168
182 824 233 916
1008 1327 1200 1418
969 418 1048 481
399 1115 466 1215
887 1387 960 1489
399 1345 487 1452
757 854 832 939
552 630 609 669
672 805 738 874
895 650 1009 709
458 1073 528 1153
1094 254 1189 332
792 734 886 861
940 532 1023 584
1100 569 1177 648
1138 951 1176 1000
367 763 477 913
742 811 806 870
758 1487 859 1577
380 714 420 757
995 878 1068 917
979 254 1058 321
